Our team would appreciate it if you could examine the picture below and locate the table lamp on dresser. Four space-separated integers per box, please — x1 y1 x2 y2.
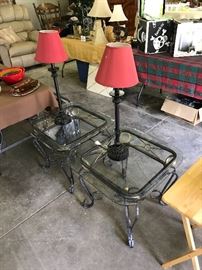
96 42 139 161
88 0 112 45
109 4 128 41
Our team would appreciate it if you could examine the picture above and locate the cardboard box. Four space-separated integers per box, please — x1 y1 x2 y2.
137 18 173 54
170 20 202 57
161 99 202 125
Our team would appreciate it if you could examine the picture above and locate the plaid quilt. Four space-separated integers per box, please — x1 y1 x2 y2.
133 49 202 100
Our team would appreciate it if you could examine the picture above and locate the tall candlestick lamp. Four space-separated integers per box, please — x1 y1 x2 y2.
96 43 139 161
35 30 71 125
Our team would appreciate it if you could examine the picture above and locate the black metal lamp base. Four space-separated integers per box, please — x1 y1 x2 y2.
107 143 129 161
55 110 71 125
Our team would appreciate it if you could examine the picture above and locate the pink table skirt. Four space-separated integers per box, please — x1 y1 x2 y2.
0 83 58 130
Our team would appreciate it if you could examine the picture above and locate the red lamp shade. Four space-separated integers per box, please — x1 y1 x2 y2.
35 30 68 64
96 42 139 88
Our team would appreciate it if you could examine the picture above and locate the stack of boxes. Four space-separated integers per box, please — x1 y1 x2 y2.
136 0 202 125
136 0 202 57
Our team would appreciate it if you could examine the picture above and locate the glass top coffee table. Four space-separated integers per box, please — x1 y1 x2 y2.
78 129 177 247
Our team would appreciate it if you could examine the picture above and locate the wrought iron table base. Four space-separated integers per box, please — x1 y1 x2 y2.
32 136 75 193
78 129 178 247
79 162 177 248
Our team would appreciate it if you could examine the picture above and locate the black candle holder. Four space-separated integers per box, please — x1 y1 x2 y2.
107 88 129 161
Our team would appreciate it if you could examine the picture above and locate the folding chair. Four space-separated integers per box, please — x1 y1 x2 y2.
162 157 202 270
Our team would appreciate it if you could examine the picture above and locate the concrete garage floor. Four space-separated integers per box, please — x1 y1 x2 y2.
0 62 201 270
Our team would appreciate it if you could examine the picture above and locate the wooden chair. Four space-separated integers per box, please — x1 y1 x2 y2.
0 0 15 4
33 2 62 30
162 157 202 270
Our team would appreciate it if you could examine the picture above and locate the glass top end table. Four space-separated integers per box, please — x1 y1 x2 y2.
30 102 113 193
79 129 178 247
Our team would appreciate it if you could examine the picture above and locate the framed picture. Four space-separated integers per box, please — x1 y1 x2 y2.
139 0 165 19
172 21 202 57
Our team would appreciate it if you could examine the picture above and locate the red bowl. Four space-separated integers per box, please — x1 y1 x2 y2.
0 67 25 85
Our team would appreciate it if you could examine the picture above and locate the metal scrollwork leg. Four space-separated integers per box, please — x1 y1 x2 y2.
79 170 94 209
124 203 139 248
159 168 178 204
33 138 51 168
151 167 178 205
61 61 66 78
61 162 74 194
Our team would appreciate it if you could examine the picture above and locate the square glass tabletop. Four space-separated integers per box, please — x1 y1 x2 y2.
30 103 111 152
79 129 177 205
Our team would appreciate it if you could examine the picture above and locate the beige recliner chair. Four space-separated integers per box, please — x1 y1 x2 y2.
0 4 38 67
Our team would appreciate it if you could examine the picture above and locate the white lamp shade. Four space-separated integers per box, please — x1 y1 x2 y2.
109 4 128 22
88 0 112 18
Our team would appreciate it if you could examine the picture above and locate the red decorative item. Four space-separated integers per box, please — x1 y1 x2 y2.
95 42 139 88
0 67 25 85
35 30 68 63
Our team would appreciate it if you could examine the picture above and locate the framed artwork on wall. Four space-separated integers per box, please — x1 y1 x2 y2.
139 0 165 19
